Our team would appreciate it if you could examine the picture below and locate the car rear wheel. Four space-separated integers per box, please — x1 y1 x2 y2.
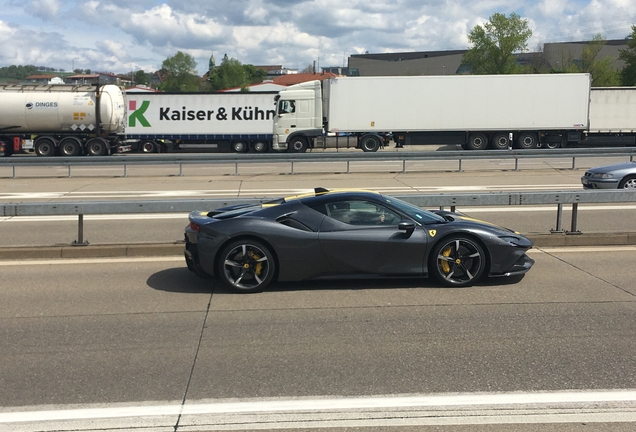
218 240 275 293
430 236 486 287
619 176 636 189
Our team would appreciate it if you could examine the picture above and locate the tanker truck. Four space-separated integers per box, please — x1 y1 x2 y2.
0 83 127 157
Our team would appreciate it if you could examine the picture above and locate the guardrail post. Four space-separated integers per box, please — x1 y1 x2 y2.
571 157 577 170
402 160 407 173
458 158 463 172
569 203 581 234
235 162 239 176
179 163 183 177
346 160 351 174
291 161 295 175
72 214 89 246
123 164 128 178
550 203 564 233
12 165 17 179
68 165 72 178
514 158 519 171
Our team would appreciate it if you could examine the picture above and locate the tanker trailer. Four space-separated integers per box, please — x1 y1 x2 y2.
0 84 127 156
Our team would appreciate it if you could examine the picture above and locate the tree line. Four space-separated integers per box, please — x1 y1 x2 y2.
463 13 636 87
2 13 636 91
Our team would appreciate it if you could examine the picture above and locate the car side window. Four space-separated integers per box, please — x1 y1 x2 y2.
317 200 401 226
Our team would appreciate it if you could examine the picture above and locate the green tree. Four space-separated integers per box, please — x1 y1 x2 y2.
462 12 532 74
550 34 621 86
206 56 267 91
620 25 636 86
160 51 200 92
134 70 149 85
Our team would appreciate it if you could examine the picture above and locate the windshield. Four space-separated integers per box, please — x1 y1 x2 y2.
381 196 447 224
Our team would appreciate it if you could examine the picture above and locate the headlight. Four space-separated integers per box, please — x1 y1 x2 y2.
590 172 614 179
499 235 523 246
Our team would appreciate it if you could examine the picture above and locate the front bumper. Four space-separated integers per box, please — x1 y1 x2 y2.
489 253 535 278
581 176 619 189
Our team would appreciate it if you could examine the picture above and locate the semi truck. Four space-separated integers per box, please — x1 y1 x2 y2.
272 74 636 152
125 91 277 153
0 84 127 157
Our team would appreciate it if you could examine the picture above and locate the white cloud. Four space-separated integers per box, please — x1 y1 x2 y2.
0 1 635 73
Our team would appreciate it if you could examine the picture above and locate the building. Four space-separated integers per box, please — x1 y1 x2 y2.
347 39 629 76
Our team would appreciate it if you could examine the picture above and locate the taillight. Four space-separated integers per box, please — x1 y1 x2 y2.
189 222 201 233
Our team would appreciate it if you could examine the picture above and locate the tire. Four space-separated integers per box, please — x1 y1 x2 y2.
232 141 248 153
515 132 538 149
218 239 275 293
251 141 269 153
288 136 308 153
359 134 381 152
543 138 564 149
86 138 108 156
490 132 511 150
618 176 636 189
430 235 486 287
34 137 57 157
467 133 488 150
139 140 157 153
58 137 81 156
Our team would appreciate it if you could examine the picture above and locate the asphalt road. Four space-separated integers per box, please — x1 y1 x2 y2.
1 247 635 430
1 156 636 430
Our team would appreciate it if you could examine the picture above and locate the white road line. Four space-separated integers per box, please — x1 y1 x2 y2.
0 185 584 200
0 246 631 267
0 257 184 266
1 390 635 427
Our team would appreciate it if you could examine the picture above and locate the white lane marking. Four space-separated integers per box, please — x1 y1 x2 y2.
0 247 632 267
0 257 184 266
1 390 635 424
530 245 636 253
0 185 584 200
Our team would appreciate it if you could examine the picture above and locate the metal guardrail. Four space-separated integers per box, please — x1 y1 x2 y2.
2 147 636 177
3 190 636 245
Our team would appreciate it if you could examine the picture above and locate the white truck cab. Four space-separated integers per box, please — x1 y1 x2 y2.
273 80 323 152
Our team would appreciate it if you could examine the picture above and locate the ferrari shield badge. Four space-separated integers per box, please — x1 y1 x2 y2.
428 230 437 237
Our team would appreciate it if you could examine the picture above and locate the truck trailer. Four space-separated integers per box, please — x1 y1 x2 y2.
0 84 127 156
272 74 610 152
125 91 277 153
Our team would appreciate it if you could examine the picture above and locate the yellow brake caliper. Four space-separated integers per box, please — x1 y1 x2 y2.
248 250 263 275
441 246 452 274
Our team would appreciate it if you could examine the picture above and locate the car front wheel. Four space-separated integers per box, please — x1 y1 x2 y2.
430 236 486 287
218 240 275 293
619 176 636 189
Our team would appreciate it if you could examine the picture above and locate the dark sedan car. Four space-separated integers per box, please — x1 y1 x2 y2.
184 188 534 293
581 161 636 189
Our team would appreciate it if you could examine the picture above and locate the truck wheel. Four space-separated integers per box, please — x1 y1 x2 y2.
140 140 157 153
288 136 308 153
232 141 248 153
359 134 381 152
251 141 269 153
516 132 538 149
467 133 488 150
35 138 56 157
490 133 511 150
86 138 108 156
58 137 82 156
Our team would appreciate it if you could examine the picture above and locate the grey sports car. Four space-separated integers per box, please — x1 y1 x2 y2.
184 188 534 293
581 161 636 189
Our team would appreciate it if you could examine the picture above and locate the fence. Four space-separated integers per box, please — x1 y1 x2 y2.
2 147 636 177
3 190 636 245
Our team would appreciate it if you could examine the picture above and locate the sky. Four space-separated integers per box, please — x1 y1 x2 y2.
1 0 635 75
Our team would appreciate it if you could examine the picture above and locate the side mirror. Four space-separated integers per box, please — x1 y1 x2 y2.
398 221 416 237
